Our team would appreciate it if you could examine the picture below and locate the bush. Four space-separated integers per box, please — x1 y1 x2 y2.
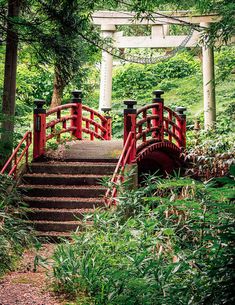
112 52 199 101
51 174 234 304
186 104 235 180
0 175 36 276
215 46 235 81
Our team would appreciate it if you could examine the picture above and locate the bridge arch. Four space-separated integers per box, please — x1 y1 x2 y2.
137 140 183 178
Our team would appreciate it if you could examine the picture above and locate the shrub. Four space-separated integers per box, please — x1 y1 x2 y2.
215 46 235 81
0 175 36 276
51 174 234 304
112 52 199 101
186 110 235 180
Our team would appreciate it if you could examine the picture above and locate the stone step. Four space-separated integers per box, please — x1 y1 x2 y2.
19 184 106 198
59 158 119 163
23 196 104 209
36 231 74 242
22 173 109 185
20 145 118 238
26 220 92 232
26 208 95 221
29 162 116 175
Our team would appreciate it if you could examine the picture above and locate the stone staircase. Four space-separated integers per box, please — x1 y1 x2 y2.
19 159 117 239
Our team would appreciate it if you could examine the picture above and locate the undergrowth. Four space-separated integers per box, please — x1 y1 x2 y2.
185 116 235 179
0 175 36 276
50 172 235 305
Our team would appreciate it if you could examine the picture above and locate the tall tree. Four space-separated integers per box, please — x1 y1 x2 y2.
22 0 99 108
43 0 98 108
1 0 21 160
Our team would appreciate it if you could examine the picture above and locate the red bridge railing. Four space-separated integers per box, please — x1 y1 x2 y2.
136 90 186 151
105 90 186 204
1 90 111 176
33 90 111 159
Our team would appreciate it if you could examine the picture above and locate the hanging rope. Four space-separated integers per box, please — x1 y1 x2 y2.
80 26 196 65
112 28 195 64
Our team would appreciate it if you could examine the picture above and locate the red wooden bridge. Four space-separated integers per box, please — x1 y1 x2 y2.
1 90 186 238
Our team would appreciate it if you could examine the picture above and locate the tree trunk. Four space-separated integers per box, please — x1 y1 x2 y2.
1 0 21 163
50 65 66 108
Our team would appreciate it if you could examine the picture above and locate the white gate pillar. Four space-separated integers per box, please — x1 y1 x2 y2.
201 22 216 130
99 24 116 112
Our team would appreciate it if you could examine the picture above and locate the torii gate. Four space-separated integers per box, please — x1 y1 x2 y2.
92 11 234 130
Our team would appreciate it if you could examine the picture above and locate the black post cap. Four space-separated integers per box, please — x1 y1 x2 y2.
124 100 137 109
71 90 82 99
152 90 164 99
175 106 187 116
34 99 46 109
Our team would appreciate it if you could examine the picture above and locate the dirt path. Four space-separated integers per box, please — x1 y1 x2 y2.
0 244 69 305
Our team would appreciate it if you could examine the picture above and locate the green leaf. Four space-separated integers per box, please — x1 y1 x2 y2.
229 164 235 177
163 228 174 236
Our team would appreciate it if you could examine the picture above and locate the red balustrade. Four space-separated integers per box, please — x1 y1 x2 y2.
163 106 186 148
33 91 112 159
82 105 111 140
0 131 32 178
46 103 77 141
136 104 161 142
106 90 187 204
136 91 186 149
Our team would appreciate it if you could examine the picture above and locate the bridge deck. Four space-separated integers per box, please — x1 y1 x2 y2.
48 140 123 161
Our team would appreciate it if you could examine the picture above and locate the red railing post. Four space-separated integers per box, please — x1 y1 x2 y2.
101 107 112 140
124 100 137 164
152 90 164 141
33 99 46 159
71 90 82 140
175 106 187 148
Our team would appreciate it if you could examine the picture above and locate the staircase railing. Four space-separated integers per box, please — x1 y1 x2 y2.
105 100 137 205
105 131 135 205
0 131 32 178
33 90 112 159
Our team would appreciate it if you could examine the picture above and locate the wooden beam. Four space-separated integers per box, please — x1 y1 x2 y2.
113 31 200 48
92 11 220 25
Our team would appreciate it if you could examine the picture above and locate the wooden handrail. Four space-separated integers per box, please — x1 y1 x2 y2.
136 103 186 149
82 105 108 123
43 103 111 145
0 131 32 178
46 103 76 116
105 131 135 205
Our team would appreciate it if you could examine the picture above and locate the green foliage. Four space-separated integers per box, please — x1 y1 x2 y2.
185 93 235 179
16 59 54 106
110 46 235 140
51 175 234 304
0 175 36 276
112 52 199 101
215 46 235 81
